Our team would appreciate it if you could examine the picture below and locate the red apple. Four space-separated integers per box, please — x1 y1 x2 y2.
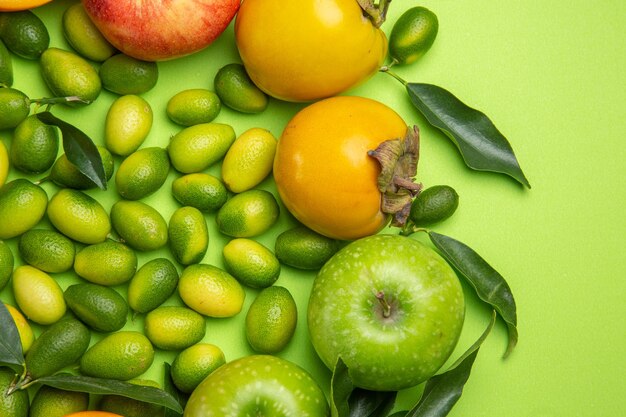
81 0 240 61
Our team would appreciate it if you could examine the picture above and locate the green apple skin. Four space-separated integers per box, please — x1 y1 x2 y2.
183 354 330 417
307 234 465 391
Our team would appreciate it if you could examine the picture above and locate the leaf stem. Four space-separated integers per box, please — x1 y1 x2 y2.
379 66 408 85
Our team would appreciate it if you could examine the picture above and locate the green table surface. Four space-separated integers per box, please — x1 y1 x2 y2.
1 0 625 416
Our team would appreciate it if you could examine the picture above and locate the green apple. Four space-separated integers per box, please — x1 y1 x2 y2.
183 354 329 416
307 234 465 391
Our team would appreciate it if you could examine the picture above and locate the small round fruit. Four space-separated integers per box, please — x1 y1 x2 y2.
409 185 459 225
167 123 235 173
29 385 89 417
171 173 228 212
388 6 439 66
178 263 245 318
79 331 154 381
0 10 49 59
0 367 29 417
47 188 110 244
74 241 137 286
222 238 280 288
0 179 47 239
184 355 329 416
40 47 101 104
49 146 114 190
168 206 208 265
25 318 91 381
0 140 9 186
144 305 206 350
170 343 225 394
246 286 297 353
64 283 129 332
307 234 465 391
221 127 277 193
4 304 34 353
0 87 30 130
166 89 221 126
18 229 75 273
12 265 66 325
10 114 59 174
105 94 153 156
216 189 279 238
0 240 14 291
115 147 170 200
99 53 158 95
214 63 268 113
127 258 179 314
110 200 168 251
0 39 12 87
98 379 163 417
274 226 340 270
274 96 414 240
62 2 116 62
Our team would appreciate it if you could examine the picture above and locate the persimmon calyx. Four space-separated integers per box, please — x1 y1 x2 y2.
368 125 422 227
356 0 391 28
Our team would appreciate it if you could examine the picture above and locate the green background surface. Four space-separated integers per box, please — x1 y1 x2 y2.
1 0 625 416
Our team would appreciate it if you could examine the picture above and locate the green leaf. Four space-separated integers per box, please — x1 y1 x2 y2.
406 83 530 188
36 111 107 190
36 373 183 414
163 362 188 417
331 357 353 417
0 302 25 371
404 311 496 417
428 231 518 357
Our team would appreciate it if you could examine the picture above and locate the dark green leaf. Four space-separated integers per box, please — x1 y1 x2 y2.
37 373 183 414
405 311 496 417
331 357 353 417
428 232 518 357
0 302 25 371
36 111 107 190
406 83 530 188
349 388 397 417
163 362 188 417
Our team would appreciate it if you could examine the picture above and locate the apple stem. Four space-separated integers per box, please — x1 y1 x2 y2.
376 291 392 318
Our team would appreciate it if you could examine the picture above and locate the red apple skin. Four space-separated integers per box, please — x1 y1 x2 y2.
81 0 240 61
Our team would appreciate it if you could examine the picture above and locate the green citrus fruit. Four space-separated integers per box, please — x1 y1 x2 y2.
74 241 137 286
216 189 280 238
166 88 221 126
127 257 179 314
115 146 170 200
274 225 340 270
167 122 235 173
0 10 49 59
214 63 268 113
245 286 297 354
12 265 65 325
29 385 89 417
0 179 47 239
168 206 208 265
105 94 153 156
144 305 206 350
171 173 228 212
388 6 439 66
110 200 168 251
49 146 114 190
64 283 129 332
99 53 158 95
47 188 110 244
222 238 280 288
62 2 116 62
40 47 101 105
18 229 75 273
0 87 29 130
170 343 225 393
409 184 459 225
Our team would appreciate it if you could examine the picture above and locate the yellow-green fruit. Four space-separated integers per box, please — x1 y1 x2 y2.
216 189 280 238
64 283 129 332
0 140 9 186
4 303 34 353
0 10 49 59
0 240 14 291
62 2 116 62
10 114 59 174
0 179 47 239
388 6 439 66
144 305 206 350
178 263 245 318
25 318 91 381
110 200 168 251
49 146 114 190
0 88 29 130
18 229 75 273
115 147 170 200
74 241 137 286
166 88 221 126
79 331 154 380
222 238 280 288
274 226 340 270
167 123 235 173
40 47 101 105
0 367 29 417
105 95 153 156
127 258 179 314
99 53 158 95
170 343 225 393
99 379 163 417
221 127 276 193
245 286 297 354
168 206 208 265
12 265 66 325
171 173 228 212
214 63 268 113
0 38 13 86
47 188 110 244
29 385 89 417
